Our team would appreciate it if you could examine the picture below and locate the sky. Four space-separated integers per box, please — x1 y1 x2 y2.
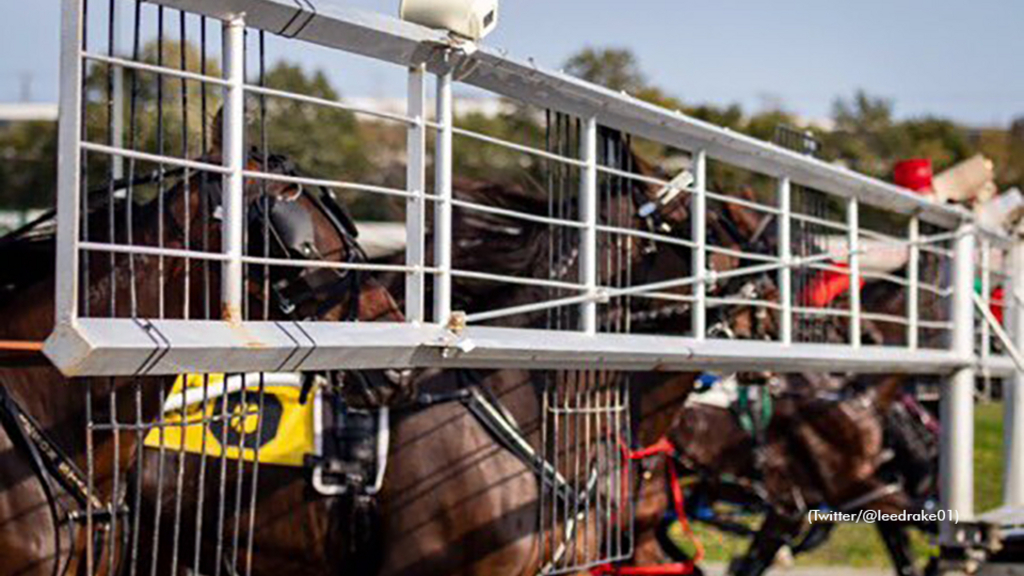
2 0 1022 126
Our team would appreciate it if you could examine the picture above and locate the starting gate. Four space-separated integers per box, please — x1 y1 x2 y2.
34 0 1024 571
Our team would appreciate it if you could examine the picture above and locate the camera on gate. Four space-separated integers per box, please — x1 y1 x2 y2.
400 0 499 41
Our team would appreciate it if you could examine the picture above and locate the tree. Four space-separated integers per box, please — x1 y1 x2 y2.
820 90 972 179
564 47 646 93
0 121 58 210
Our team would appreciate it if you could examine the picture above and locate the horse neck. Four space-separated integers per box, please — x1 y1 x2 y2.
355 276 404 322
83 182 210 318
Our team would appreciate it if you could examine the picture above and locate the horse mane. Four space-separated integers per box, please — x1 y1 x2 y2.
447 176 554 318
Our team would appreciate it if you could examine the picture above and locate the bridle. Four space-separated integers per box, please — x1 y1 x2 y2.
244 153 367 322
0 151 371 576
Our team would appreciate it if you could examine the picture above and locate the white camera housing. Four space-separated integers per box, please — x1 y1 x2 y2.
400 0 499 41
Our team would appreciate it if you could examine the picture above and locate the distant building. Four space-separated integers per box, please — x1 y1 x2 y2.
0 103 59 125
344 96 513 122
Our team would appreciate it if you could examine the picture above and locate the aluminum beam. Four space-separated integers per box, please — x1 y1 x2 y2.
55 0 85 325
45 318 971 377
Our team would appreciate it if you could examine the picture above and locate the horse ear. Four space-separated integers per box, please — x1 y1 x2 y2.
874 375 906 413
725 186 767 238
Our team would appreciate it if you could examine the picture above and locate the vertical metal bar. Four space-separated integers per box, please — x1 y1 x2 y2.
405 64 427 323
221 15 245 322
579 117 598 334
980 238 992 375
55 0 85 326
129 380 143 576
108 379 119 576
778 177 792 345
433 70 453 325
940 220 976 546
86 384 95 574
847 197 861 347
111 0 124 181
691 150 707 339
1005 238 1024 507
908 216 920 349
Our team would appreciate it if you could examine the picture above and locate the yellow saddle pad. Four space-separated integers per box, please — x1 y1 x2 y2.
143 373 315 467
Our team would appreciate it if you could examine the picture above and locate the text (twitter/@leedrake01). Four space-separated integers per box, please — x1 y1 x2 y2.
808 509 959 524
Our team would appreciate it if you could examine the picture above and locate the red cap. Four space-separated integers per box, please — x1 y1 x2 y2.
894 159 933 193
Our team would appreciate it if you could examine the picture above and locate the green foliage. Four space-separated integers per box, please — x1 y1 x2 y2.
453 105 547 190
564 47 647 93
560 48 1024 203
257 62 372 207
3 43 1024 220
0 121 57 209
820 91 973 178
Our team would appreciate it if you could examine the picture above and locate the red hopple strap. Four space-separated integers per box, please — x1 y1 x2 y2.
593 437 702 575
590 562 696 575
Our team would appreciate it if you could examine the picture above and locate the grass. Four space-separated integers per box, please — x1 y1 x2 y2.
668 402 1004 568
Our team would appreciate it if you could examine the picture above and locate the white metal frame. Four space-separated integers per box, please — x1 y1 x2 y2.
47 0 994 377
44 0 1024 549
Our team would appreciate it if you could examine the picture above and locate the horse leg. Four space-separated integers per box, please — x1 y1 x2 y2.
790 521 835 555
631 458 672 565
728 511 803 576
877 522 920 576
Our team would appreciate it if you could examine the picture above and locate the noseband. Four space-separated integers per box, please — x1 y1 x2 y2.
247 174 366 322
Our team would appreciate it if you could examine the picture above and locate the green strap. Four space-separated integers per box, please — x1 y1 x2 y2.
736 386 772 436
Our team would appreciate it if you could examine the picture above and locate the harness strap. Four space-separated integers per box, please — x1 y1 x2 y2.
0 385 67 576
0 386 101 511
415 385 596 514
458 388 578 505
628 438 704 563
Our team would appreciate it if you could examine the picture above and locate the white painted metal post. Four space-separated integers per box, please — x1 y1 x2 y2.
434 71 453 325
221 16 246 322
778 177 792 345
111 0 124 180
848 197 861 347
579 117 598 334
908 216 920 350
691 150 707 340
1005 238 1024 507
405 65 427 323
54 0 85 325
940 220 976 545
981 238 992 380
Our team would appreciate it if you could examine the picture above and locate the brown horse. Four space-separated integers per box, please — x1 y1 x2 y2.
630 203 943 576
0 147 400 575
373 170 784 576
131 123 807 576
127 123 720 576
